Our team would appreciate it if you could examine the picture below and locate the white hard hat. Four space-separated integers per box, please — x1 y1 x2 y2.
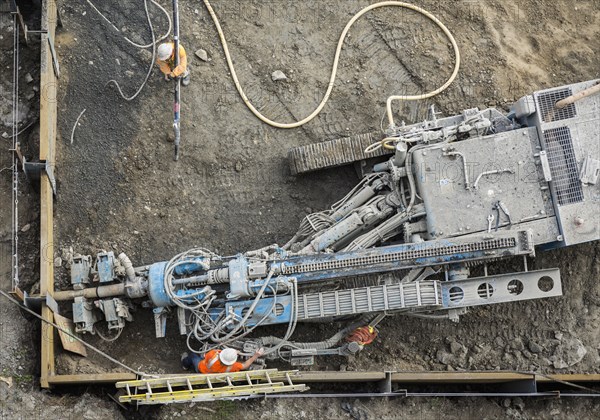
157 43 173 61
219 348 238 366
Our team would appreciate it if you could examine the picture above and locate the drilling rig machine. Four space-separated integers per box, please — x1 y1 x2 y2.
53 80 600 366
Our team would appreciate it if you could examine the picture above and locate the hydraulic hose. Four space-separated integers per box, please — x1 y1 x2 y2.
259 314 375 350
202 0 460 129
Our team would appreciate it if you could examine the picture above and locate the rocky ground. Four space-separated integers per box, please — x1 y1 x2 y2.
1 0 599 418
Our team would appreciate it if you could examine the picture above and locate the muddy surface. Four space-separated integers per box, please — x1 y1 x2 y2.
1 0 599 418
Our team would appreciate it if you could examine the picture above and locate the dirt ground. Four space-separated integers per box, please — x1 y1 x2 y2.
1 0 600 418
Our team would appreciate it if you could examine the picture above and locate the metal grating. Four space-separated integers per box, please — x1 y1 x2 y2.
543 127 584 206
537 88 577 122
297 280 442 319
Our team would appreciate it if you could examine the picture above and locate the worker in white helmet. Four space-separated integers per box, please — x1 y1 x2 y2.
181 347 265 373
156 42 190 86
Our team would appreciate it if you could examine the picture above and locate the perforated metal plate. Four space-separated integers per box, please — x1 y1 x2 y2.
441 268 562 308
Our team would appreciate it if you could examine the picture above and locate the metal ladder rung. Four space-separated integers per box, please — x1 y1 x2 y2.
122 384 308 404
120 382 289 403
117 369 285 389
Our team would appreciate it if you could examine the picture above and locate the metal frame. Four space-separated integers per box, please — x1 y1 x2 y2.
34 0 600 396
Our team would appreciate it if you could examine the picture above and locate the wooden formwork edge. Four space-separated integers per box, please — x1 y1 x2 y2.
39 0 57 389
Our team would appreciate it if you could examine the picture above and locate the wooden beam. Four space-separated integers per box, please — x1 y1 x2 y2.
536 374 600 383
390 371 533 384
47 373 137 385
39 0 57 163
39 0 58 389
296 371 386 383
40 174 54 388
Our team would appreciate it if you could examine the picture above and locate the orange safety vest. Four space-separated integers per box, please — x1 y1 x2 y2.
156 43 188 77
198 350 244 374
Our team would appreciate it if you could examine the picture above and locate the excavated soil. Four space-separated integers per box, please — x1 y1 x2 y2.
2 0 599 418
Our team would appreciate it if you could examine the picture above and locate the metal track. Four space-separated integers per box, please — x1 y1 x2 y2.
288 131 391 175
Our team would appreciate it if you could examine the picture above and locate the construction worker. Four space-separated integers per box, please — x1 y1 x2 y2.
157 42 191 86
181 347 265 374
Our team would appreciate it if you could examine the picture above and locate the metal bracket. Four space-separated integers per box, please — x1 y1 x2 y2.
539 151 553 181
22 159 57 194
46 30 60 78
153 307 168 338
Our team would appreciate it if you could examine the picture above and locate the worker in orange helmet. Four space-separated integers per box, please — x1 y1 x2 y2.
181 347 265 374
156 42 191 86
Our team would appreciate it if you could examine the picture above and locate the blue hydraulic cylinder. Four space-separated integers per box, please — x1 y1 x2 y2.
147 258 210 307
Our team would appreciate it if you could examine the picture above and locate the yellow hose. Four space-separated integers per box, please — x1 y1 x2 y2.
203 0 460 129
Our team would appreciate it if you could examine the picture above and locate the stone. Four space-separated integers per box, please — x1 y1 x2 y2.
552 337 587 368
510 337 525 351
21 224 31 233
271 70 287 82
436 350 453 365
528 341 543 353
450 341 465 355
235 161 243 172
513 397 525 411
24 73 33 83
194 49 209 62
53 257 62 267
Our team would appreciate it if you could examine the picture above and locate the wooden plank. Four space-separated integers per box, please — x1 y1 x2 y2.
390 371 533 384
535 374 600 383
39 0 57 163
296 371 386 383
47 373 137 385
40 174 55 388
39 0 58 390
53 313 88 357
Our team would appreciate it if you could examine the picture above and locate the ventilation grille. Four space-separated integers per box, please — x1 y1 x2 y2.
537 88 577 122
544 127 584 206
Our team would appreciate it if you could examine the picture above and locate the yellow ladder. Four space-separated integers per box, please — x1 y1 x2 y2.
116 369 308 404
